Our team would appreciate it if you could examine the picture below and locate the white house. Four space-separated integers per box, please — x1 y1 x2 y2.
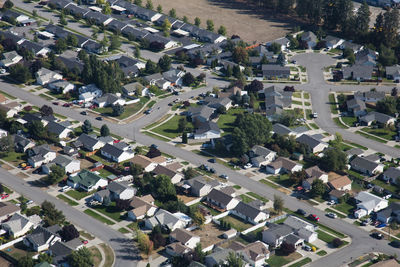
193 121 221 140
302 166 328 190
42 155 81 174
127 195 157 221
169 228 200 249
23 225 61 252
27 144 56 168
131 155 158 172
232 201 269 224
249 145 276 167
77 134 105 152
35 68 63 86
2 213 40 238
328 174 352 191
354 191 388 218
266 157 303 174
144 209 187 231
94 93 126 108
238 241 270 267
0 51 22 67
296 134 328 154
108 181 136 200
350 156 384 176
205 189 239 211
0 102 22 118
48 80 75 94
283 215 318 243
152 165 183 184
100 143 134 163
67 170 108 192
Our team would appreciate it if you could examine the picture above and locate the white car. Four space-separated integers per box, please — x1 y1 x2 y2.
0 69 6 74
61 185 71 192
244 163 252 169
312 112 318 118
327 212 337 219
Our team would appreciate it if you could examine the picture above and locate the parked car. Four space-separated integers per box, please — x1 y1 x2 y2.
308 214 320 222
61 186 71 192
244 163 252 169
377 223 387 228
26 200 33 205
80 111 87 115
82 240 89 245
390 240 400 248
220 174 229 180
0 69 6 74
1 194 9 199
96 117 103 121
326 212 337 219
210 168 216 173
302 245 311 251
296 209 307 216
312 112 318 118
52 102 59 105
144 108 152 114
371 232 383 240
208 158 216 163
327 200 336 205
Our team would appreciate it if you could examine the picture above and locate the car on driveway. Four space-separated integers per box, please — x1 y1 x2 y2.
1 194 9 199
326 212 337 219
302 245 311 251
296 209 307 216
371 232 383 240
308 214 320 222
243 163 252 169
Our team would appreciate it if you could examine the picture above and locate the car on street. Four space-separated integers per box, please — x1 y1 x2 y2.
208 158 216 163
80 111 87 115
26 200 33 205
308 214 320 222
326 212 337 219
220 174 229 180
144 108 152 114
377 223 387 228
0 69 6 74
390 240 400 248
96 117 103 121
243 163 252 169
327 200 336 205
82 240 89 245
53 102 59 105
312 112 318 118
210 168 215 173
63 103 71 107
371 232 383 240
296 209 307 216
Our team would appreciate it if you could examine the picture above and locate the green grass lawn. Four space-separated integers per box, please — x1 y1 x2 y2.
304 102 311 106
66 190 93 200
305 109 312 119
347 169 365 180
292 100 302 105
372 179 398 194
293 92 301 98
240 194 255 203
92 202 123 222
118 227 130 233
329 94 339 114
217 108 245 135
333 202 355 216
233 185 241 190
347 142 368 150
152 115 187 139
246 192 269 202
260 179 279 189
304 92 310 99
84 209 114 225
266 252 302 267
57 194 79 206
341 116 357 126
39 93 53 101
333 117 349 129
143 131 170 141
356 131 387 143
317 230 336 243
268 174 294 188
288 257 312 267
97 168 113 178
309 123 319 129
94 98 148 119
317 250 327 256
0 90 16 100
0 152 25 166
220 215 253 232
362 127 397 141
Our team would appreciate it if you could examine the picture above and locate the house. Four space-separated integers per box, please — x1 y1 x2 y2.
0 102 22 118
35 68 63 86
19 40 50 57
152 165 183 184
46 121 73 139
386 65 400 82
342 65 374 81
0 51 22 67
271 123 304 138
187 106 215 123
23 225 61 252
262 224 296 247
296 134 328 153
144 73 164 85
84 10 114 26
82 39 108 54
323 35 344 49
144 209 187 231
130 154 158 172
169 228 200 249
340 41 363 53
329 189 347 203
0 202 20 222
203 96 232 110
2 10 35 26
328 173 352 191
127 195 157 221
107 181 135 200
232 241 270 267
354 191 388 218
346 98 367 117
67 170 108 192
345 148 364 159
204 189 239 211
162 69 185 86
14 134 35 152
262 65 290 79
356 48 377 63
49 239 82 266
266 157 303 174
249 145 276 167
77 134 105 152
48 0 73 9
122 82 146 96
184 176 219 197
383 167 400 184
302 166 328 190
166 242 192 257
354 91 385 103
193 121 221 140
301 31 318 49
48 80 75 94
223 229 238 239
359 112 395 126
350 156 384 176
94 93 126 108
266 37 290 51
100 143 134 163
205 247 235 267
376 202 400 223
2 213 40 238
260 86 292 118
283 215 317 243
232 201 269 224
42 155 80 174
27 144 56 168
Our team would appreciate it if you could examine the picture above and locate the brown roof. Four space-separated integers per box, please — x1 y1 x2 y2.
0 202 20 217
219 86 241 98
166 242 190 254
370 259 400 267
131 205 147 217
170 228 197 244
129 195 154 210
329 189 346 198
268 157 298 170
305 166 325 179
328 174 352 190
141 194 154 203
0 94 6 103
4 102 20 109
152 165 177 178
166 162 183 172
227 240 245 251
151 156 166 164
220 186 235 196
131 155 153 168
239 241 269 262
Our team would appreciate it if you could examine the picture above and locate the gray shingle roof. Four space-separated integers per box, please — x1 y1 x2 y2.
350 156 379 173
233 201 264 220
360 111 394 124
296 134 327 150
206 189 236 206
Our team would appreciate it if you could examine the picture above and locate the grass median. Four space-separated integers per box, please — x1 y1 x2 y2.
84 209 114 225
57 194 79 206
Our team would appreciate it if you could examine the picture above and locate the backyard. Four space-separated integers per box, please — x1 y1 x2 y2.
217 108 244 135
220 215 253 232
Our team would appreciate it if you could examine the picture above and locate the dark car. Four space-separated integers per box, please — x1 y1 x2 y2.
296 209 307 216
208 158 216 163
390 240 400 248
371 232 383 240
96 117 103 121
80 111 87 115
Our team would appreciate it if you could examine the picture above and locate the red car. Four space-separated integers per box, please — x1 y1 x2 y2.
53 102 59 105
23 166 32 170
113 140 121 143
82 240 88 245
1 194 9 199
308 214 320 222
63 103 71 107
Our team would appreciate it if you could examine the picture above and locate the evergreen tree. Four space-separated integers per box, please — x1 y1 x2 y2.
100 124 110 137
81 120 93 134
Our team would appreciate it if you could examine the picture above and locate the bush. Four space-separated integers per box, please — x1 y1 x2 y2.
332 238 343 248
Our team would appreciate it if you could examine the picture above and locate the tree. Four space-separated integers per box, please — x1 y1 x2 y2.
67 34 78 47
183 16 188 23
157 4 162 13
37 253 53 264
193 243 205 263
145 59 159 74
68 247 94 267
134 46 141 58
46 165 66 185
103 196 111 207
277 52 286 66
0 184 4 194
152 174 177 202
145 0 153 10
60 224 80 242
191 209 205 226
353 1 370 39
130 163 144 176
194 17 201 26
379 44 397 66
134 0 142 6
9 64 31 83
162 18 171 37
332 238 343 248
18 256 34 267
146 146 161 158
59 14 68 26
182 72 195 86
28 121 46 140
206 19 214 32
376 97 397 115
150 226 166 249
310 179 326 197
103 3 112 15
222 252 244 267
3 0 14 9
0 135 13 154
109 35 121 51
136 230 153 255
112 104 124 117
178 117 187 132
320 149 347 172
81 120 93 134
40 105 53 117
41 200 65 226
158 55 172 72
116 199 131 211
100 124 110 137
268 42 281 54
218 25 227 36
232 46 248 64
183 167 196 180
281 241 296 254
169 8 176 18
54 38 68 53
273 194 284 214
245 80 263 93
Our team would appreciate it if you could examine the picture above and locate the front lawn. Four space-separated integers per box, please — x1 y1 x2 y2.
341 116 357 126
66 190 93 200
91 202 124 222
83 209 114 225
362 127 397 141
152 115 188 139
288 257 312 267
246 192 269 202
329 94 338 114
317 230 336 243
57 194 79 206
217 108 245 135
266 252 302 267
333 202 355 216
356 130 387 143
268 174 294 188
0 152 25 166
240 194 255 203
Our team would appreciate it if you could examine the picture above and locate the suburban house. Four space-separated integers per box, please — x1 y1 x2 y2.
323 35 344 49
100 143 134 163
94 181 136 201
184 176 220 197
266 157 303 174
262 224 299 248
301 31 318 48
329 189 347 203
271 123 304 138
165 242 192 257
386 65 400 82
23 225 61 252
122 82 146 96
14 134 35 152
169 228 200 249
2 213 41 238
130 154 158 172
49 239 83 266
127 194 157 221
377 202 400 223
328 173 352 191
0 102 22 118
346 98 367 117
46 121 73 139
162 69 185 86
355 48 377 66
35 68 63 86
77 134 106 152
144 209 187 231
261 65 290 79
78 84 102 102
302 166 328 190
48 80 75 94
359 112 396 126
42 155 81 174
152 165 183 184
67 170 108 192
27 144 57 168
0 202 20 222
204 189 239 211
233 241 270 267
340 41 363 53
383 167 400 184
296 134 328 153
260 86 292 119
2 10 35 26
205 247 235 267
354 91 385 103
266 37 290 51
350 156 384 176
232 201 269 224
354 191 388 218
94 93 126 108
345 148 364 159
0 51 22 67
342 65 374 81
187 106 215 123
282 215 318 243
203 96 232 110
249 145 277 167
193 121 221 140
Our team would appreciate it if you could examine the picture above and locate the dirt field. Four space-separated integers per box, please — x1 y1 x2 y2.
192 223 225 248
152 0 294 43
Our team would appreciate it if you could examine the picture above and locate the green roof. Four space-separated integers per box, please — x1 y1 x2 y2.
69 169 105 187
